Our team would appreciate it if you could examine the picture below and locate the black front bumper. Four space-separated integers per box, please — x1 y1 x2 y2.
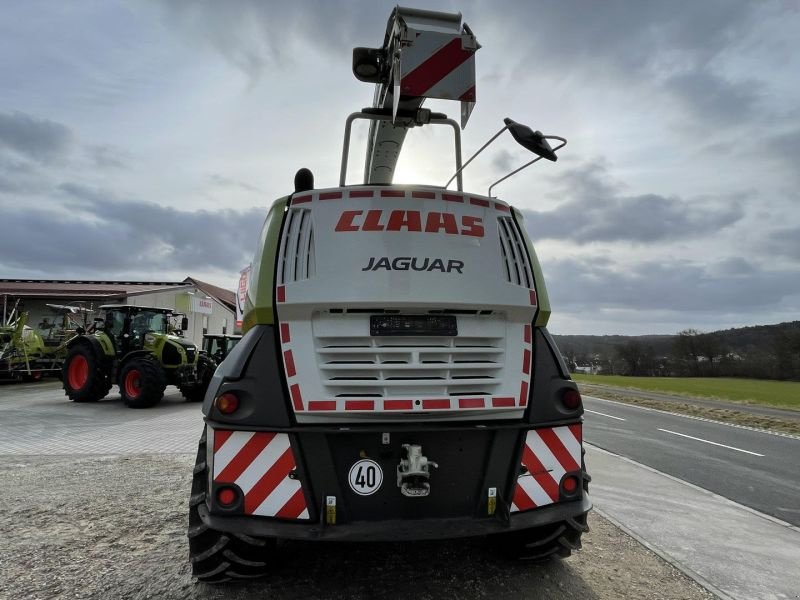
199 493 591 542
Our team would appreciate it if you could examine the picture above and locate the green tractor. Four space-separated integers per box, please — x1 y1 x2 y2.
201 333 242 365
61 305 213 408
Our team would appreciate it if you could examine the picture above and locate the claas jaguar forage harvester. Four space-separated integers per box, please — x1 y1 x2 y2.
188 7 590 582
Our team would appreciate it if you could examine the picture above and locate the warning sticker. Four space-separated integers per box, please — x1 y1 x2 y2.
348 459 383 496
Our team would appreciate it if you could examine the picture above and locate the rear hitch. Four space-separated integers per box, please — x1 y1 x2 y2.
397 444 438 497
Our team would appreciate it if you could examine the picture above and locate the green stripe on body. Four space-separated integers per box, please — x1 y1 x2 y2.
512 207 551 327
242 196 289 332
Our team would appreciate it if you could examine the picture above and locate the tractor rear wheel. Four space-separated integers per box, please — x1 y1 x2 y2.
180 354 215 403
62 344 111 402
188 427 274 582
119 357 166 408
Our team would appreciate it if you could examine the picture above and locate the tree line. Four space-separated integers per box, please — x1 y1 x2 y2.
554 322 800 381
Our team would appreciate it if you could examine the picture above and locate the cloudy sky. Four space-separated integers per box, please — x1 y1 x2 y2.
1 1 799 335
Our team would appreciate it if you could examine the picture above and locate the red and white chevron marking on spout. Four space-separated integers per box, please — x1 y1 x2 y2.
212 429 310 520
400 31 476 102
511 425 582 513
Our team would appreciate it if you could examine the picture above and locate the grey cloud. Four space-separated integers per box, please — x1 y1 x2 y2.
208 174 261 193
509 1 758 74
543 255 800 314
664 67 761 124
87 145 129 169
0 111 74 163
759 226 800 261
0 157 46 194
711 257 757 277
520 162 744 244
151 1 390 79
151 1 778 130
770 129 800 156
0 183 265 275
501 1 773 127
766 128 800 176
491 149 515 172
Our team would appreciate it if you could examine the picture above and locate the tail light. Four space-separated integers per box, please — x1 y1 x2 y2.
561 474 580 496
562 388 581 410
216 486 239 507
215 392 239 414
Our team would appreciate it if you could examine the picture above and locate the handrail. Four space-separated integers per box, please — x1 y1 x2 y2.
340 111 463 191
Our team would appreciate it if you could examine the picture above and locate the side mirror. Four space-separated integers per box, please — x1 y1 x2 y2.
181 317 189 331
444 117 566 193
504 118 558 161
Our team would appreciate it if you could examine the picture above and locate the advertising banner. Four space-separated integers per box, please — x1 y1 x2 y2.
191 296 213 315
236 265 251 329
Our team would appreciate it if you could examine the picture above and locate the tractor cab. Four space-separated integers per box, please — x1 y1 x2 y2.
98 305 187 355
202 334 242 364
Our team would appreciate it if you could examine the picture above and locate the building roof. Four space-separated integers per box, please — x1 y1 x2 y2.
1 278 236 313
183 277 236 312
0 279 189 300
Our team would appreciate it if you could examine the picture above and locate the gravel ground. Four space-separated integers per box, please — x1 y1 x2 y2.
0 454 714 600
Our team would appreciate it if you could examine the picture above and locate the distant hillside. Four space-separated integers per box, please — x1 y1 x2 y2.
552 321 800 380
552 334 675 358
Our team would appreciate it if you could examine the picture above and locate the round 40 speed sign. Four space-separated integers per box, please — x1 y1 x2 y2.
348 459 383 496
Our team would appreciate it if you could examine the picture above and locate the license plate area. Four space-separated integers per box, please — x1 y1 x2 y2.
370 315 457 337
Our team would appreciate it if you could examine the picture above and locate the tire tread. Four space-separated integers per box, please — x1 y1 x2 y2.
188 427 273 583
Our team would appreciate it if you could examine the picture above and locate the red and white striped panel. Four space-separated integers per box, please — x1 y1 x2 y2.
212 429 310 520
510 425 582 513
400 32 476 102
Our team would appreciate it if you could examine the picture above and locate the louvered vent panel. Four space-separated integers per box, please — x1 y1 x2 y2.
498 217 533 287
278 208 316 284
314 313 506 398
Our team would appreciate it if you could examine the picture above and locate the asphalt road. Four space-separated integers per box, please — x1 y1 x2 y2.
583 395 800 526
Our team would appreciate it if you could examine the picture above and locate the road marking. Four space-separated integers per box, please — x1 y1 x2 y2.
585 409 626 421
584 395 800 440
657 428 764 456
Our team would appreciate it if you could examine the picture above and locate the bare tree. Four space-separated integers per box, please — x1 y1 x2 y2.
673 329 702 376
616 340 655 376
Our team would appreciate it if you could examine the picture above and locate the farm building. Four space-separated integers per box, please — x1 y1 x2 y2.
0 277 236 347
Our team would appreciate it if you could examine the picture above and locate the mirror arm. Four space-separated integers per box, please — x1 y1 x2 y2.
444 124 509 190
487 137 566 198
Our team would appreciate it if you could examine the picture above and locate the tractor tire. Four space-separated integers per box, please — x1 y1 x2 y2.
499 460 591 561
501 513 589 561
188 427 274 583
118 357 166 408
62 344 111 402
180 355 215 403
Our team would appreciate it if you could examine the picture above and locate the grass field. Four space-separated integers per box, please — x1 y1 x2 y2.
572 374 800 410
